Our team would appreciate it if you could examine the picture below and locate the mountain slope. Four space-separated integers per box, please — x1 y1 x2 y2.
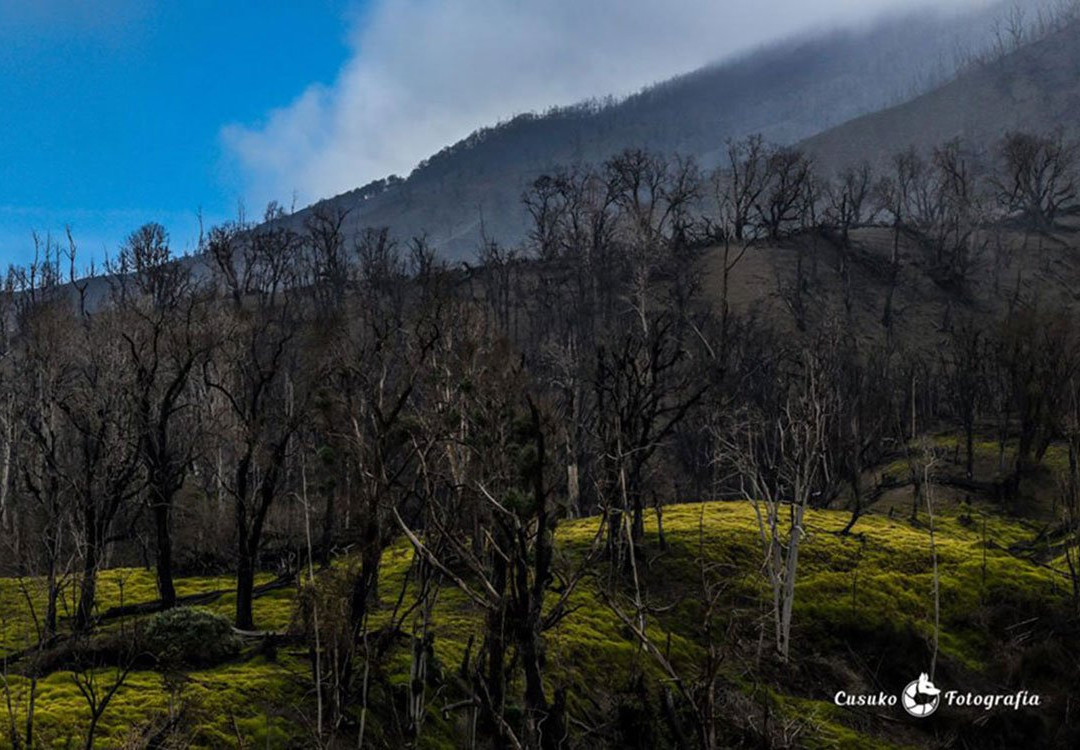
802 17 1080 171
287 6 1002 261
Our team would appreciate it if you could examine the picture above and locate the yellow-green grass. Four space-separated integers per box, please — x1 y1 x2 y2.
1 654 303 748
881 433 1072 484
350 502 1063 747
548 503 1062 676
0 570 290 657
0 500 1065 748
0 570 302 748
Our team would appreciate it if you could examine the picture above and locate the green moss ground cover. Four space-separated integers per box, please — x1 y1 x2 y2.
0 501 1067 748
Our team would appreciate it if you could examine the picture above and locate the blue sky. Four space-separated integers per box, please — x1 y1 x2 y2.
0 1 358 268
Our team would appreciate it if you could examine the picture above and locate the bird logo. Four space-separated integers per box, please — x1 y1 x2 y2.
901 673 941 717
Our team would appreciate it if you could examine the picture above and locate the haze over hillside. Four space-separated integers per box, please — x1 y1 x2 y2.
284 3 1005 260
803 12 1080 169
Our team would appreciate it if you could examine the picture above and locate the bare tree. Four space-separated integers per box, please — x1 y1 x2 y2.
594 314 707 549
756 147 813 241
926 139 990 287
721 135 769 242
69 634 137 750
314 231 443 723
204 215 308 630
57 301 143 632
607 149 701 332
109 223 209 609
1059 364 1080 611
824 162 874 312
523 174 567 262
708 139 771 351
717 349 831 661
941 319 986 480
8 249 77 638
603 502 733 750
875 149 922 329
398 345 601 749
993 129 1078 230
995 308 1075 497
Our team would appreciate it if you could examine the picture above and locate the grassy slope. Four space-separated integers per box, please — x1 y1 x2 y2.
0 500 1069 748
534 503 1066 749
0 571 297 748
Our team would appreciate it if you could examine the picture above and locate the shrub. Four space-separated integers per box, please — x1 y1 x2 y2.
142 606 240 667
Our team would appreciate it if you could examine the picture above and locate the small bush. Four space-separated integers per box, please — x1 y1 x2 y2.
142 606 240 667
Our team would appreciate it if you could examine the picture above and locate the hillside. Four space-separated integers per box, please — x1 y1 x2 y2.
0 499 1073 748
281 5 1001 261
705 215 1080 350
803 16 1080 171
10 4 1080 749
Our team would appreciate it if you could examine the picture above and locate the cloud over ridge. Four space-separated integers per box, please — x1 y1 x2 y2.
223 0 989 208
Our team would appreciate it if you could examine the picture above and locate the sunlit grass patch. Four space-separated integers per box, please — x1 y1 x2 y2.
0 499 1065 748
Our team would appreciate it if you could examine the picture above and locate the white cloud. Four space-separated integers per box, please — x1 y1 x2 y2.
223 0 990 208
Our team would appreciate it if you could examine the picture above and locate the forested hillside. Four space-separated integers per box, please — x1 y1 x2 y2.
5 95 1080 744
281 3 1006 260
4 3 1080 749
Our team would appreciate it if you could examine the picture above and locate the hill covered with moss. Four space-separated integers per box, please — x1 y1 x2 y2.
0 497 1073 749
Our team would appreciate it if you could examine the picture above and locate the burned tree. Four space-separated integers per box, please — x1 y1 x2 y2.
203 215 308 630
109 223 209 609
875 148 922 329
594 313 707 549
993 129 1078 230
756 147 813 241
717 348 832 661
